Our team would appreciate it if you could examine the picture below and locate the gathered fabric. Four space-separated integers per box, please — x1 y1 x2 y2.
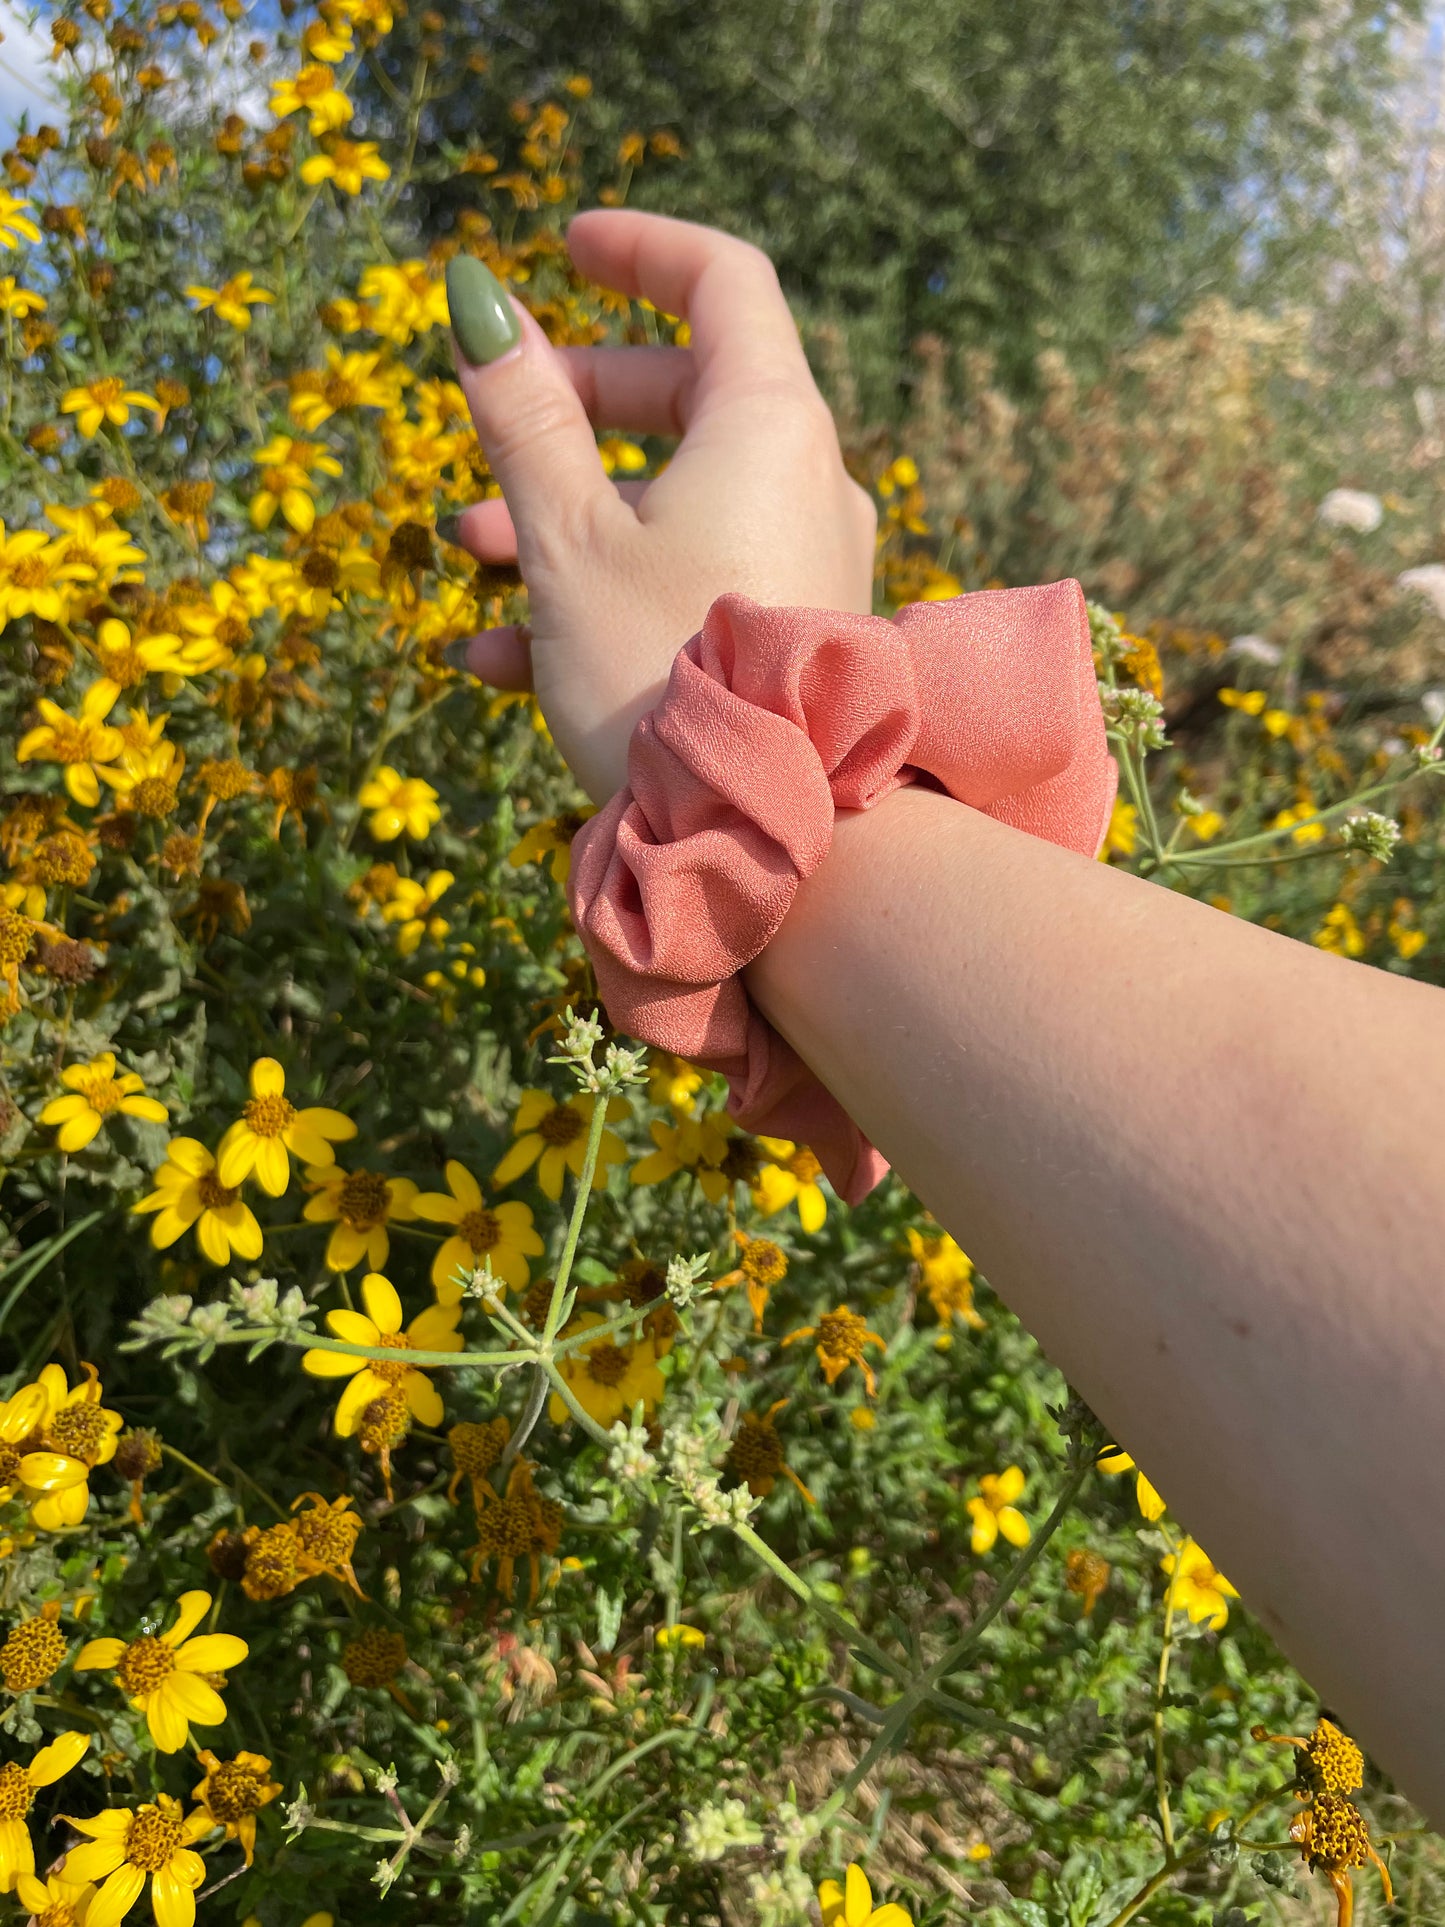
567 582 1117 1203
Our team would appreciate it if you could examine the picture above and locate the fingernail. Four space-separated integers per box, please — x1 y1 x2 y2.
435 513 465 548
446 255 522 366
443 636 477 676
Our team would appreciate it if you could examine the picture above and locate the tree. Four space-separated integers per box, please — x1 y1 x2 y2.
365 0 1420 415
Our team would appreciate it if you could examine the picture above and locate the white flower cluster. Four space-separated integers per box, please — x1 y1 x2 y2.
682 1798 764 1862
662 1413 760 1529
665 1249 711 1309
606 1412 659 1483
547 1006 648 1095
1340 811 1402 863
1317 488 1384 533
1099 683 1169 750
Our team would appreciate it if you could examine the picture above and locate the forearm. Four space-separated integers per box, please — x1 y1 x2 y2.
745 783 1445 1817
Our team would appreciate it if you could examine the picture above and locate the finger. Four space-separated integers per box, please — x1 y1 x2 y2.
564 207 816 401
552 343 698 436
448 624 534 692
446 256 632 562
440 480 650 563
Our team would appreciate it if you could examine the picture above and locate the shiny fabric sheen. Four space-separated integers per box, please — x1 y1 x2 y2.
567 582 1117 1204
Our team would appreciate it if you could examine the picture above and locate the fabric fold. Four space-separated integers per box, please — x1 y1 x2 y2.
567 582 1117 1205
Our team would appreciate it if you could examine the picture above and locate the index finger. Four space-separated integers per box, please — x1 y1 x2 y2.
564 208 817 404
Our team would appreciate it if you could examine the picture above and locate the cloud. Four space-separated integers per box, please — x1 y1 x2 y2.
0 0 56 139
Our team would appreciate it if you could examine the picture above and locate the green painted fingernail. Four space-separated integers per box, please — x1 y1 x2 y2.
445 256 521 366
443 636 477 675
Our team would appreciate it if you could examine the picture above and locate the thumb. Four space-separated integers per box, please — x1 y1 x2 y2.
445 255 622 566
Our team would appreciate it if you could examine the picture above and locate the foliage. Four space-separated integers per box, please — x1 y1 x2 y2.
0 4 1442 1926
365 0 1421 414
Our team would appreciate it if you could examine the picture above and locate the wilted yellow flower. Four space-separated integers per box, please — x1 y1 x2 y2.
967 1466 1031 1553
185 271 274 329
60 376 162 439
39 1052 168 1151
302 1163 419 1272
302 1270 462 1433
133 1137 264 1265
190 1750 281 1867
0 1362 123 1529
412 1159 544 1299
75 1589 248 1751
781 1306 886 1395
493 1089 631 1201
216 1056 357 1196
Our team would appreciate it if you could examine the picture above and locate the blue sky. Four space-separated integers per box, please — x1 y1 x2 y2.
0 0 54 138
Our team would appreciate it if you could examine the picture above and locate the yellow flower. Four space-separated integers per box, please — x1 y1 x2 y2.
357 765 441 841
967 1465 1031 1554
75 1590 248 1752
190 1750 280 1867
0 191 41 250
1270 802 1326 846
654 1623 705 1649
380 869 453 954
1189 808 1226 841
15 682 125 805
13 1871 96 1927
1097 1446 1166 1521
506 808 597 886
647 1051 706 1113
184 271 274 330
300 137 390 195
1102 795 1138 859
47 504 147 593
288 347 397 430
818 1863 913 1927
412 1159 544 1300
548 1312 665 1428
1388 903 1427 960
781 1306 886 1395
96 736 186 818
0 518 93 628
1218 686 1267 715
357 260 448 343
1313 902 1365 958
216 1057 357 1196
58 1794 212 1927
0 276 43 318
302 1163 419 1272
1160 1538 1238 1629
751 1137 828 1232
39 1053 168 1152
493 1089 631 1201
270 63 353 133
60 377 162 440
1 1362 122 1529
630 1111 734 1200
89 618 198 708
133 1138 264 1266
904 1225 984 1331
302 1270 462 1434
0 1731 90 1892
247 435 342 533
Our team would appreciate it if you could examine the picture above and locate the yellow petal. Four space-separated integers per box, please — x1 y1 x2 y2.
84 1860 146 1927
844 1863 873 1927
250 1057 285 1097
360 1272 402 1333
162 1590 212 1648
162 1671 227 1724
173 1634 247 1674
60 1840 130 1889
27 1729 89 1786
254 1136 291 1197
146 1683 193 1752
73 1637 126 1671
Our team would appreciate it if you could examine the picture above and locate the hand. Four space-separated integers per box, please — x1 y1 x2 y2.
445 208 878 805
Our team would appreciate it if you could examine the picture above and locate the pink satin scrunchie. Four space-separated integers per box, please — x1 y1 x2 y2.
566 581 1117 1206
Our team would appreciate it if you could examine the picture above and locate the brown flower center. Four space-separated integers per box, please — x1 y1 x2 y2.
0 1614 68 1692
337 1169 390 1229
0 1761 34 1821
131 776 178 818
301 550 340 590
115 1632 176 1696
457 1206 500 1253
243 1092 296 1138
197 1171 238 1210
204 1759 266 1821
72 1067 123 1114
584 1342 629 1388
788 1148 822 1184
538 1104 584 1148
815 1308 868 1364
11 555 48 589
740 1240 787 1287
124 1797 185 1871
46 1401 107 1463
0 910 33 966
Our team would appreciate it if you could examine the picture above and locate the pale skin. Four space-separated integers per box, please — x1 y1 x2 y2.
447 208 1445 1821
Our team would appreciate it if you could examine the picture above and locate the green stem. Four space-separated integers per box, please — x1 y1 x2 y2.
1154 1529 1183 1855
